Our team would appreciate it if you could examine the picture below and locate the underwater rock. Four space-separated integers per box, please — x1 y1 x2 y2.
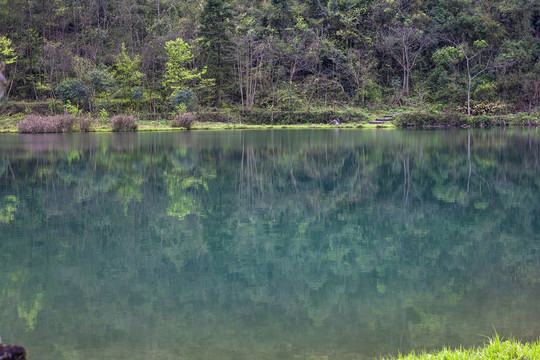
0 344 27 360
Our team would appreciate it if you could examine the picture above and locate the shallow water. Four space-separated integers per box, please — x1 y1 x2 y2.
0 129 539 359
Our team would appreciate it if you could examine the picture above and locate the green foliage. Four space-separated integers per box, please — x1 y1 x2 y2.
114 43 143 102
131 87 145 100
239 108 368 124
0 0 539 114
55 79 89 107
89 67 117 97
432 47 464 67
170 88 198 112
456 101 508 116
163 38 205 91
199 0 234 105
0 35 16 64
0 195 19 224
63 101 81 116
385 336 540 360
98 108 109 123
393 111 467 127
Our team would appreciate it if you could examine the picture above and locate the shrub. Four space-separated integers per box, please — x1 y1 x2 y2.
193 109 369 125
437 112 467 127
18 115 77 133
131 87 145 100
56 79 89 108
195 110 229 123
110 115 138 132
456 101 508 116
170 88 198 111
468 115 499 127
78 117 93 132
239 109 368 125
3 100 63 116
171 113 196 129
393 111 439 127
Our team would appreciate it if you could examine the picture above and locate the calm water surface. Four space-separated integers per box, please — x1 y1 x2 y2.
0 129 539 359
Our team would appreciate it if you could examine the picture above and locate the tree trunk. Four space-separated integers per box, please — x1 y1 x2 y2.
467 76 472 116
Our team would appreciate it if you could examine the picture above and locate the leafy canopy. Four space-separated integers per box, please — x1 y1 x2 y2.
114 43 143 93
0 35 17 64
163 38 205 90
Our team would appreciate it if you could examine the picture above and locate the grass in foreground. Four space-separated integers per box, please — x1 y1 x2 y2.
384 336 540 360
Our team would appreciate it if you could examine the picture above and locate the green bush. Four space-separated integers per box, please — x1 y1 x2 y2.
239 109 369 125
3 100 63 115
393 111 467 127
111 115 138 132
195 110 233 123
56 79 89 108
393 111 439 127
170 88 198 111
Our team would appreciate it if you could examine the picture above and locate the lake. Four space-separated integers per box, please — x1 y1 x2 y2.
0 129 539 359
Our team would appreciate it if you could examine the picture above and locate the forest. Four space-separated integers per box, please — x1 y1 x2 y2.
0 0 539 122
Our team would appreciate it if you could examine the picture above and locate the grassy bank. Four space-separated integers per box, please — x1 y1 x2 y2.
394 110 540 128
384 336 540 360
0 107 392 133
1 104 539 133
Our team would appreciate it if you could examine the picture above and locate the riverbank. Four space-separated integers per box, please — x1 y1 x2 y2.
0 119 395 133
384 336 540 360
0 105 538 133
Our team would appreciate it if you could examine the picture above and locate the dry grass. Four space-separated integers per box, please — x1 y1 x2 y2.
171 113 196 129
111 115 138 132
18 114 77 133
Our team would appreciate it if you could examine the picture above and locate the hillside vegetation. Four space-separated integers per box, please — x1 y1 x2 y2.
0 0 539 121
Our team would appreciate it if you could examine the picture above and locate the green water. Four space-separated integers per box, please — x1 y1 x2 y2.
0 129 539 359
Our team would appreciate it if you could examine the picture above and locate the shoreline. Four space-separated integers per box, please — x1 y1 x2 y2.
1 107 538 133
0 122 396 133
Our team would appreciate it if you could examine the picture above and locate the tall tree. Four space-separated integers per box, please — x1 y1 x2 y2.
199 0 233 105
377 27 431 99
114 43 143 108
163 38 205 91
442 38 507 116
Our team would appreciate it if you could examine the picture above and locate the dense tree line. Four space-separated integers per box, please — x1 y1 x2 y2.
0 0 539 116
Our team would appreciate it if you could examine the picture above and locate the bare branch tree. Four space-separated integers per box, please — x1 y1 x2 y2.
377 27 431 98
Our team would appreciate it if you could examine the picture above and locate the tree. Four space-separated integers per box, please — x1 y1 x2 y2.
234 32 262 110
0 63 7 99
55 79 90 108
114 43 144 108
88 66 117 112
163 38 205 91
377 27 431 99
344 49 376 107
442 38 510 116
0 35 17 64
199 0 234 105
